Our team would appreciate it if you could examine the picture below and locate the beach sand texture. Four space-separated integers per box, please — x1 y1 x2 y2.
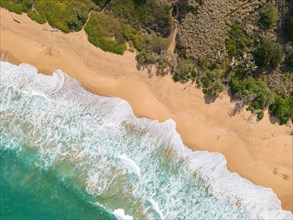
0 8 292 212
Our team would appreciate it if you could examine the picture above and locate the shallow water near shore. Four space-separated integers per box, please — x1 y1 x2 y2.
0 61 292 220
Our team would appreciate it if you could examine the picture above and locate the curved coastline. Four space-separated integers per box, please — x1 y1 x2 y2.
0 8 292 212
0 61 292 219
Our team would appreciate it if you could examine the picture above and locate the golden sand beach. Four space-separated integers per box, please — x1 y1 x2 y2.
1 8 292 211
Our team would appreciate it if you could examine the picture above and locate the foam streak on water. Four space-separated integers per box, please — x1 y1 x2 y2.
0 61 292 220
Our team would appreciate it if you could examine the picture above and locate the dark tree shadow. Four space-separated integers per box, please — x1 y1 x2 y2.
269 115 280 124
204 94 218 104
228 101 244 117
136 62 153 78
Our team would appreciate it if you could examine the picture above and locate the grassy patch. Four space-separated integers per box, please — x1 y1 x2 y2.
84 12 127 54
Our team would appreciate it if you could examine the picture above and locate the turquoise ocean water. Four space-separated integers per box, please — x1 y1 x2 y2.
0 61 292 220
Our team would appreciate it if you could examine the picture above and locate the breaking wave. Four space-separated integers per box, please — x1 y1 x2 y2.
0 61 292 219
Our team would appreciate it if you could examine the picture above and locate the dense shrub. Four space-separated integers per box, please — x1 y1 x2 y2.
253 38 284 69
282 1 293 42
230 75 274 111
0 0 33 14
84 12 127 54
136 51 156 65
269 95 292 125
172 58 197 83
175 39 187 58
107 0 172 37
258 4 278 29
27 10 46 24
285 49 293 67
174 0 198 21
225 24 252 57
35 0 96 33
200 70 224 96
1 0 96 32
257 111 264 121
91 0 109 9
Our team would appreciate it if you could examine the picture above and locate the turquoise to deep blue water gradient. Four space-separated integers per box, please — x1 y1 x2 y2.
0 61 292 220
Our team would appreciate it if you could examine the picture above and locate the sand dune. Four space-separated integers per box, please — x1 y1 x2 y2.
1 8 292 212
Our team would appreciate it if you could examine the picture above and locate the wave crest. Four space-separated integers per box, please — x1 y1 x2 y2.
0 61 292 220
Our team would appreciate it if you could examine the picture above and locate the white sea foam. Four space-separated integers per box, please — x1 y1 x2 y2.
117 155 141 176
113 209 134 220
0 61 292 220
149 199 164 219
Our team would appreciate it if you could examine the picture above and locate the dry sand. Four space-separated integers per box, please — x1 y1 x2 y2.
1 8 292 212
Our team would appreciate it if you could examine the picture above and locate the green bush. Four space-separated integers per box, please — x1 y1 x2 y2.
225 24 252 57
27 10 46 24
282 2 293 42
200 70 224 96
230 75 274 110
285 49 293 67
84 12 127 54
108 0 172 37
91 0 109 10
172 58 196 83
174 0 198 21
136 50 157 65
253 38 284 69
1 0 95 32
0 0 33 14
258 4 278 29
269 95 292 125
257 111 264 121
34 0 95 33
175 39 187 58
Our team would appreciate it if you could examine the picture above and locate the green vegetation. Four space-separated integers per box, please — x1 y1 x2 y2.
174 0 199 21
2 0 172 58
27 9 46 24
34 0 96 32
200 70 224 96
108 0 172 38
0 0 33 14
85 0 172 57
230 74 274 111
84 12 127 54
269 95 292 125
172 59 224 96
257 111 264 121
258 4 278 29
253 38 284 69
1 0 291 124
225 24 252 57
1 0 96 32
92 0 110 9
172 58 196 83
282 1 293 42
285 48 293 68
